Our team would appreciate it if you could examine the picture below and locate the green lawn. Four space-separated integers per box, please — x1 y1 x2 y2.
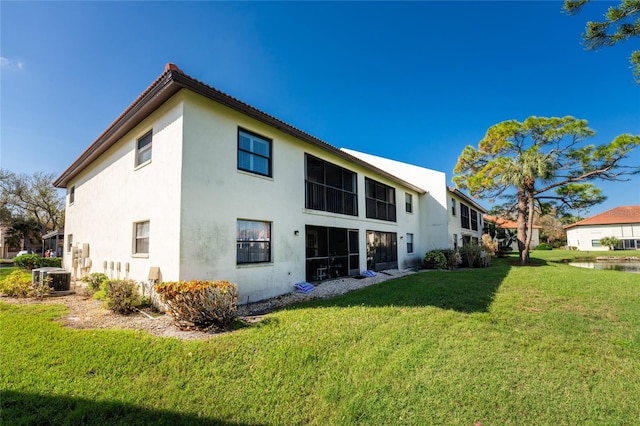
2 256 639 425
531 249 640 263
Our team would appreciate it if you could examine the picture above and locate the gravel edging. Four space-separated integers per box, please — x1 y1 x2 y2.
237 269 416 316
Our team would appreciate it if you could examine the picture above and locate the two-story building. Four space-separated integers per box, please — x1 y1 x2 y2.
54 64 462 303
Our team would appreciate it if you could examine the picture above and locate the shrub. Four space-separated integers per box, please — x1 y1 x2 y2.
105 279 143 314
38 257 63 268
13 254 62 270
13 254 39 270
0 270 52 298
481 234 497 256
496 245 513 258
536 242 552 250
447 251 462 270
155 280 238 329
82 272 109 295
459 243 482 268
600 236 620 251
424 250 447 270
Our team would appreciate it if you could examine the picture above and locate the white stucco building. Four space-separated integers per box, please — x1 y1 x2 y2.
340 150 487 251
55 64 472 303
447 187 487 250
565 206 640 251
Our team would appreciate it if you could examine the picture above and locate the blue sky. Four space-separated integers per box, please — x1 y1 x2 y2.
1 1 639 216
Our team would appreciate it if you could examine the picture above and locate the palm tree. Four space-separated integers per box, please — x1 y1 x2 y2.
600 236 620 251
499 149 555 264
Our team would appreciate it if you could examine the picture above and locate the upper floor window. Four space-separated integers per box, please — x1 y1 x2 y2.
405 193 413 213
365 178 396 222
238 128 272 177
69 186 75 205
305 154 357 216
451 198 456 216
460 204 470 229
136 130 153 167
471 210 479 231
237 220 271 264
133 221 150 255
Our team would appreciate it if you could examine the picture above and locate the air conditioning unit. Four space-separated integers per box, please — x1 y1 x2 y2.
32 267 66 288
47 271 71 292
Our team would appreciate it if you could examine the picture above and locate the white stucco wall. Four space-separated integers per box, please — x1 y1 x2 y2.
177 91 423 303
340 148 449 254
566 224 640 251
447 192 485 249
62 95 185 283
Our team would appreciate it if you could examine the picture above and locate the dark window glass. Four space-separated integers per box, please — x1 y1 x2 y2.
238 129 272 177
405 193 412 213
304 154 357 216
365 178 396 222
471 210 478 231
461 204 470 229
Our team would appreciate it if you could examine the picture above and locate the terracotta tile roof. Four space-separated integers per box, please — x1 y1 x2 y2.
564 206 640 229
483 214 542 229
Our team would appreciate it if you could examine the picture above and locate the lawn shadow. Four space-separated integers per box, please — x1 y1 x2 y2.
1 390 266 426
290 260 513 314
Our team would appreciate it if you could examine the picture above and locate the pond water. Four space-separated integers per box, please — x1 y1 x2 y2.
569 262 640 274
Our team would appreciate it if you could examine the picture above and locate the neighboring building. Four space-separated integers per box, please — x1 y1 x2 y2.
565 206 640 251
54 64 450 304
341 149 449 255
447 187 487 250
483 215 541 250
0 224 10 259
340 150 487 252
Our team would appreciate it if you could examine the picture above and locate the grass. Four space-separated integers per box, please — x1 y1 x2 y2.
0 267 30 282
531 249 640 263
1 257 640 425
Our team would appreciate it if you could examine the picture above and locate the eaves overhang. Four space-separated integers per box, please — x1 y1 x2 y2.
447 186 487 213
54 64 425 195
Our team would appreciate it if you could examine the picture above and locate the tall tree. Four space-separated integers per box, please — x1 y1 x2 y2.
536 213 567 246
453 116 640 264
0 169 65 235
564 0 640 82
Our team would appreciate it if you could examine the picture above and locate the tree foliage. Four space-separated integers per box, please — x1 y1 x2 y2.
564 0 640 82
0 169 65 236
536 213 567 245
600 236 621 250
454 116 640 264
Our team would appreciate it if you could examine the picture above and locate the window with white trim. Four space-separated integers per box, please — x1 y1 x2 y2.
69 186 75 205
451 198 456 216
136 131 153 167
67 234 73 253
406 233 414 254
133 221 150 255
405 193 413 213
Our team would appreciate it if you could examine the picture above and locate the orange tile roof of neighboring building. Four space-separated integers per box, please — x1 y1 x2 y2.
564 206 640 229
483 214 542 229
